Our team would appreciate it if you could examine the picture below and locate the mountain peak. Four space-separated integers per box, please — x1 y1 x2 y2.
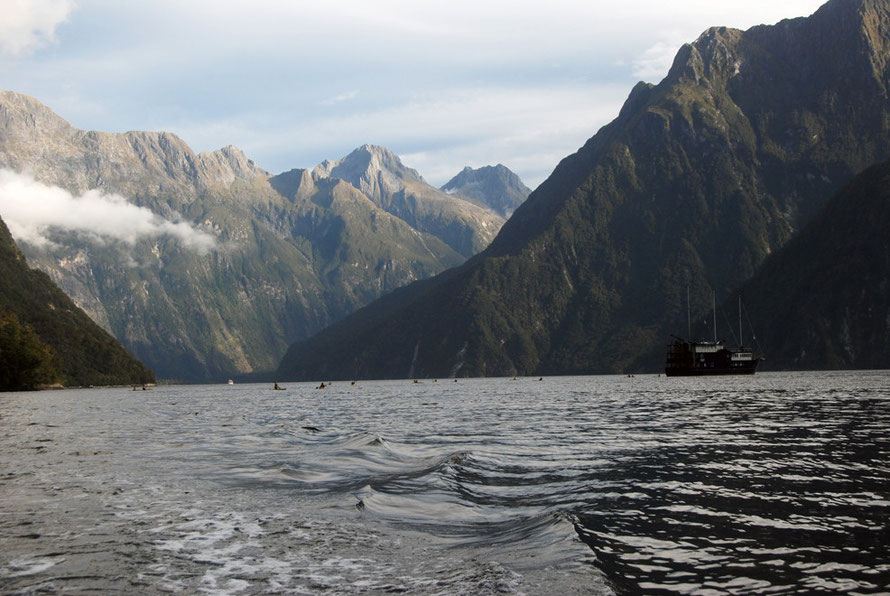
312 144 425 199
197 144 266 185
663 0 890 94
440 164 531 218
309 145 505 257
0 90 269 193
663 26 744 86
0 89 77 142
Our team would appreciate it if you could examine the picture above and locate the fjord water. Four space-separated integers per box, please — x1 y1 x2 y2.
1 372 888 594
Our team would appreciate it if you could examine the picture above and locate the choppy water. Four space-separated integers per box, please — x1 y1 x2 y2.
1 372 889 594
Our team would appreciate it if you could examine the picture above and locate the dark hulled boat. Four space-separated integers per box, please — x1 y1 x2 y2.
665 293 762 376
664 337 760 376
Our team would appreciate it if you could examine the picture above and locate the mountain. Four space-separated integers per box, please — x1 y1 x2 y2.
724 158 890 370
313 145 504 257
277 0 890 380
0 91 502 381
0 215 154 389
441 164 532 218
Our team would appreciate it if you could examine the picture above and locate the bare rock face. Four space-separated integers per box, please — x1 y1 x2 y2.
441 164 531 218
0 92 265 198
0 91 501 381
314 145 505 257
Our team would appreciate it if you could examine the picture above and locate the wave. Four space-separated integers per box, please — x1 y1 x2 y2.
219 428 474 496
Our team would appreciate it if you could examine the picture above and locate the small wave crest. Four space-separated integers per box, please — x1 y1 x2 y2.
354 486 597 576
221 428 475 497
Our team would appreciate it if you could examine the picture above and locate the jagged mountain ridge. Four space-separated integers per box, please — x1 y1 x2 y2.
0 90 265 200
0 215 154 388
277 0 890 380
441 164 531 218
0 91 502 381
314 145 505 257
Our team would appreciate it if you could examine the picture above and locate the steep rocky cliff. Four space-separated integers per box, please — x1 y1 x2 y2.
0 91 501 381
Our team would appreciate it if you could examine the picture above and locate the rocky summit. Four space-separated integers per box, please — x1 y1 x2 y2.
277 0 890 380
0 92 504 381
441 164 531 218
313 145 505 257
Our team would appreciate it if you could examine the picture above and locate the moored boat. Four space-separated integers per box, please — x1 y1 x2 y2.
665 337 760 376
665 292 762 376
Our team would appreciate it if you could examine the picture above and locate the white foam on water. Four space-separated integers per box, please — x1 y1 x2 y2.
113 487 598 595
2 555 64 578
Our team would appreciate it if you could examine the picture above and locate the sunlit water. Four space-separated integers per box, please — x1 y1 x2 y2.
1 372 888 594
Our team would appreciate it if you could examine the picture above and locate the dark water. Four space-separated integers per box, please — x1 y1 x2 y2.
1 372 888 594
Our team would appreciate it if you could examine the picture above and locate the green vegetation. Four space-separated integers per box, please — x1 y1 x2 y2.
0 217 155 389
0 309 60 391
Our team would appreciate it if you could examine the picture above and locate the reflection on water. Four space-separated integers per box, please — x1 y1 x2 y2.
1 372 888 594
573 387 890 593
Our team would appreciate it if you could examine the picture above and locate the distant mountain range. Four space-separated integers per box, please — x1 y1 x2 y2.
307 145 504 258
441 165 531 218
0 215 153 389
0 92 521 381
277 0 890 380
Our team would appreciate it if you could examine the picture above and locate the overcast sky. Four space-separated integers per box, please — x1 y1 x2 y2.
1 0 827 188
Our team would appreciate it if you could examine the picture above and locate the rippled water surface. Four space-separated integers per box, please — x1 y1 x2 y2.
2 372 889 594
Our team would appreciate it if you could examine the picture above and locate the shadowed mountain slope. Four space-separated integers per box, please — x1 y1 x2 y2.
278 0 890 380
724 158 890 370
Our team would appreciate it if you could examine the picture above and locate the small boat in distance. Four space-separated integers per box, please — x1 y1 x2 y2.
665 292 762 377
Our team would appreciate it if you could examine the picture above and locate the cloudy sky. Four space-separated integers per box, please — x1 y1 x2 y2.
2 0 827 188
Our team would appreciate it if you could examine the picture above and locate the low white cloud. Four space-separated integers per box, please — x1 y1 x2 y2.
0 169 216 253
0 0 75 56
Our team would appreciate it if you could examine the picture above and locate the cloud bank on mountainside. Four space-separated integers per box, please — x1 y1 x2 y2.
0 170 216 253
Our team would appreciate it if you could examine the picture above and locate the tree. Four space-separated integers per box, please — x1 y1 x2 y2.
0 309 61 391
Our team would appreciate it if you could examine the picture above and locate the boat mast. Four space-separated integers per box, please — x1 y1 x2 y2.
739 296 743 347
712 291 717 343
687 286 691 339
